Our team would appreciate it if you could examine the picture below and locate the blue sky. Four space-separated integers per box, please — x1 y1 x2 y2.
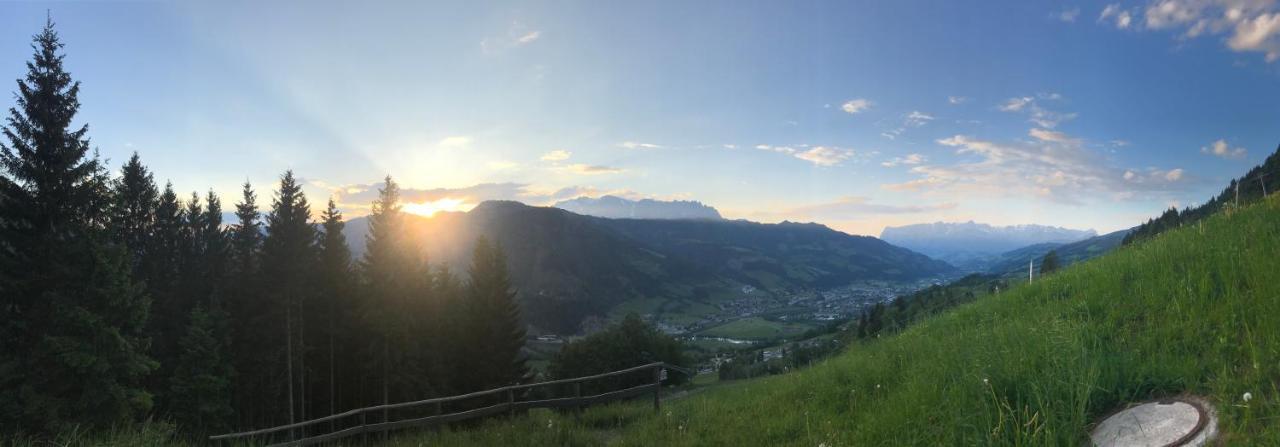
2 0 1279 236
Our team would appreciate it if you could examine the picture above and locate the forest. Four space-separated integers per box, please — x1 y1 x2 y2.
0 21 531 436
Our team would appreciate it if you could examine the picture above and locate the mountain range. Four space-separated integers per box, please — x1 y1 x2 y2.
553 195 722 220
344 201 954 333
879 222 1097 271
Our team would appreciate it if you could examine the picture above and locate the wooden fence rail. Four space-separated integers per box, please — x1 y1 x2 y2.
210 362 692 446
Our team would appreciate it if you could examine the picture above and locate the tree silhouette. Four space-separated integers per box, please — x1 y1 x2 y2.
0 19 155 432
1040 250 1061 275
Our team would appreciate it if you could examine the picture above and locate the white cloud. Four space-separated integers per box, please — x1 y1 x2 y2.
1059 7 1082 22
883 133 1188 204
947 96 969 105
1100 4 1134 29
540 149 572 161
999 96 1034 112
882 111 935 140
841 98 874 114
482 22 543 54
562 163 625 175
619 141 663 149
999 94 1076 128
1201 139 1248 159
516 31 542 44
906 111 934 126
723 144 738 149
881 153 927 167
795 146 853 166
1128 0 1280 62
757 144 859 167
438 136 472 148
1028 128 1080 144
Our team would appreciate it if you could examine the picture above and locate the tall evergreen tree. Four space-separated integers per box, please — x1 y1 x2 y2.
464 237 529 391
144 182 186 402
226 181 269 426
109 152 158 270
311 199 354 417
230 181 261 277
260 171 317 426
359 176 430 409
0 19 155 432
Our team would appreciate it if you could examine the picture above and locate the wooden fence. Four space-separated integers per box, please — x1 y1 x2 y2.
209 362 692 446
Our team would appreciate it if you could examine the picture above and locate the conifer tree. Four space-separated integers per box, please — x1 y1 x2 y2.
226 181 269 426
168 304 234 434
313 199 354 417
432 264 466 395
145 182 186 401
0 19 155 432
359 176 430 408
230 181 261 277
1040 250 1061 275
110 152 158 270
198 191 229 305
260 170 317 425
465 237 529 390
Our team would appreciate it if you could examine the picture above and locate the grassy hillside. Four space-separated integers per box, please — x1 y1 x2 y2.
402 195 1280 445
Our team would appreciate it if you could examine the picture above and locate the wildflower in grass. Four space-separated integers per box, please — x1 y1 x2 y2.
983 378 989 385
1244 392 1253 402
547 419 553 429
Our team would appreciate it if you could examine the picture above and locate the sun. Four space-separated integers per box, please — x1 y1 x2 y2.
402 197 473 217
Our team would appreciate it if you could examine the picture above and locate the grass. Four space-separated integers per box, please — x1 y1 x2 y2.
404 195 1280 445
21 196 1280 445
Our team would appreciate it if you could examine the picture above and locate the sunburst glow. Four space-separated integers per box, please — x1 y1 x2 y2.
402 197 474 217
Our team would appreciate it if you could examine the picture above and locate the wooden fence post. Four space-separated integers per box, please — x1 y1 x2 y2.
574 382 583 419
653 365 662 413
360 411 367 446
507 388 516 416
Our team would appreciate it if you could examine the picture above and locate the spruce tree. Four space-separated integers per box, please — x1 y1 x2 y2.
227 181 268 426
198 190 229 306
110 152 158 270
260 170 317 426
145 182 185 402
230 181 261 277
0 19 155 432
465 237 529 390
168 303 234 434
359 176 429 408
313 199 354 417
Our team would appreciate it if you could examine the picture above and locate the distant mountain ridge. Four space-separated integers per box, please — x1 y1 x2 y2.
984 227 1132 277
554 195 722 220
345 201 954 333
880 221 1097 271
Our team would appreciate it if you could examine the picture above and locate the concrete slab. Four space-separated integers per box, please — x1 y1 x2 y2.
1090 397 1216 447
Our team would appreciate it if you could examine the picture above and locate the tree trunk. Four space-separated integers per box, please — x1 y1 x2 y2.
286 305 295 431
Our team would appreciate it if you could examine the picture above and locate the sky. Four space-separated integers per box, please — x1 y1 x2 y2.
2 0 1280 236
